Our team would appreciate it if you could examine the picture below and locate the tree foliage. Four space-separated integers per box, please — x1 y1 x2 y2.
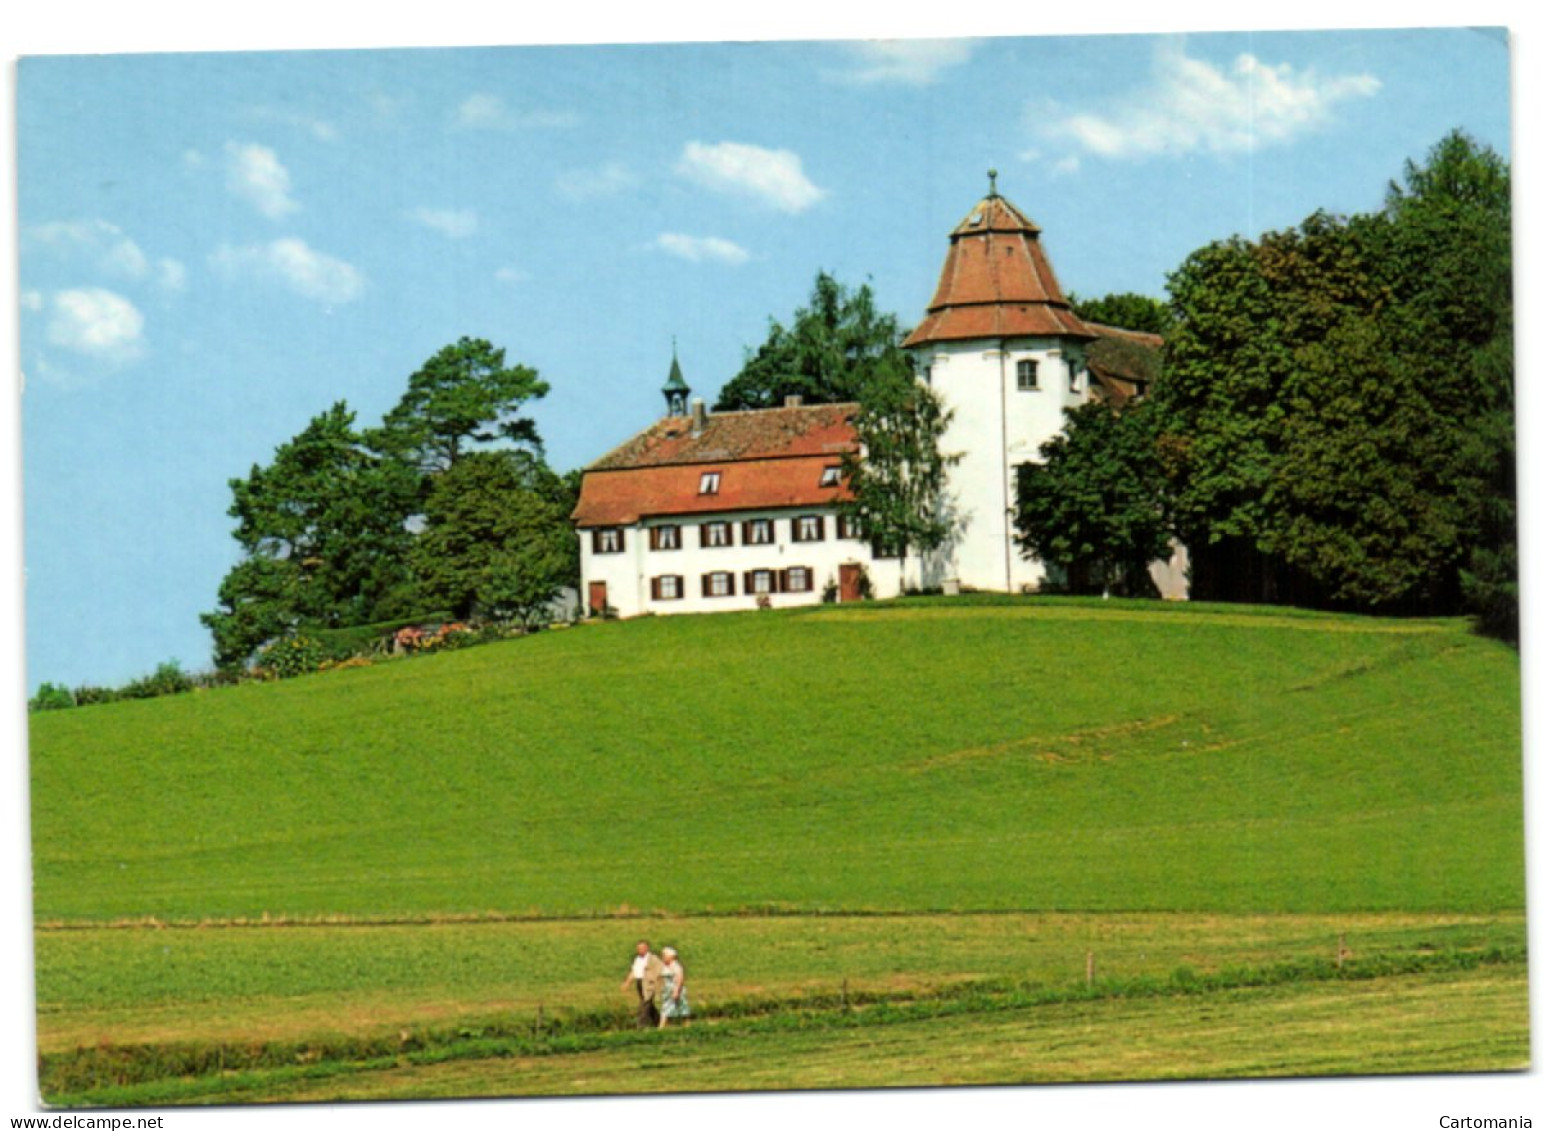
1154 130 1512 622
1067 291 1173 336
204 339 570 670
840 373 957 568
409 451 579 621
714 272 913 410
201 403 420 668
372 336 549 474
1016 399 1171 596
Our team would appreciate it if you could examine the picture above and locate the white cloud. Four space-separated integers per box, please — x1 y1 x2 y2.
1038 40 1380 161
26 220 187 295
249 106 339 142
833 39 980 85
211 238 365 304
555 161 639 201
46 288 145 362
455 94 579 131
651 233 750 266
408 207 479 239
224 141 299 219
676 141 825 214
30 219 144 277
157 258 188 292
20 290 43 313
494 266 528 284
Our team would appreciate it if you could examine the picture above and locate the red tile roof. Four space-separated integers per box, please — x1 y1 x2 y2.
574 456 853 527
587 402 859 471
1084 321 1164 408
904 193 1094 348
574 402 860 527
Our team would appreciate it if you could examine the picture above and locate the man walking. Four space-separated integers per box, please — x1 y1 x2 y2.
621 940 664 1029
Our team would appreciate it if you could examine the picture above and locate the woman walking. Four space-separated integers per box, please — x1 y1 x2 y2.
658 946 691 1029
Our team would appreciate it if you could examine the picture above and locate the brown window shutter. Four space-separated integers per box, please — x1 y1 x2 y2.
727 572 737 596
617 528 625 552
702 573 712 597
650 577 660 600
815 516 825 541
777 569 789 593
649 527 658 551
743 570 754 592
700 524 709 548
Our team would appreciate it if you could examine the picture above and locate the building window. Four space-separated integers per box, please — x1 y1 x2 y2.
1067 357 1081 392
872 540 901 560
745 568 778 596
1017 359 1039 391
703 571 736 598
592 527 624 554
699 471 721 495
701 521 732 548
784 566 813 593
819 466 841 488
650 524 681 551
793 515 825 543
743 518 774 545
651 575 683 601
836 514 864 540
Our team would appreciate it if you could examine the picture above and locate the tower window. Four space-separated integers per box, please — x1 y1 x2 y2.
1017 360 1039 391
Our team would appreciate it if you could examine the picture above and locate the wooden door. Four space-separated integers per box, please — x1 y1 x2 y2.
838 563 862 603
588 581 608 617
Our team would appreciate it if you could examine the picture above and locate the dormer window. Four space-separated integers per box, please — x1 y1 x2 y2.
1017 360 1039 391
820 466 841 488
699 471 721 495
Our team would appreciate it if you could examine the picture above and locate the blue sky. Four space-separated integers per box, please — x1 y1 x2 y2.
13 24 1515 689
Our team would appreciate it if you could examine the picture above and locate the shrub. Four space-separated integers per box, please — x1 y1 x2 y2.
29 683 75 712
120 660 195 700
71 685 119 707
258 635 329 679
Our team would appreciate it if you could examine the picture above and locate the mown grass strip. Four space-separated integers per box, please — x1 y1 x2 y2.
42 944 1525 1107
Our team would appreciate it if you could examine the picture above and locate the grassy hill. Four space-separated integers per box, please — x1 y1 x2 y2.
26 598 1529 1102
29 598 1524 922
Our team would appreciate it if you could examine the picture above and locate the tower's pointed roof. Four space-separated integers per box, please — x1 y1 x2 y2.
904 175 1093 347
662 340 689 393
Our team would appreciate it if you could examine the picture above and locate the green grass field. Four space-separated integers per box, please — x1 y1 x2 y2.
26 598 1528 1101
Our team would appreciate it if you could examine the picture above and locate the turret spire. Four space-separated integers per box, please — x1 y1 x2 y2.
662 339 691 416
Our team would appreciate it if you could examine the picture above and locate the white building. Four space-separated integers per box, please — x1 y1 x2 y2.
572 177 1181 616
572 394 916 617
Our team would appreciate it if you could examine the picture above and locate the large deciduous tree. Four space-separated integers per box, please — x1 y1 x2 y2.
1016 399 1172 597
409 451 578 622
840 373 957 571
1155 129 1512 625
714 272 913 410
